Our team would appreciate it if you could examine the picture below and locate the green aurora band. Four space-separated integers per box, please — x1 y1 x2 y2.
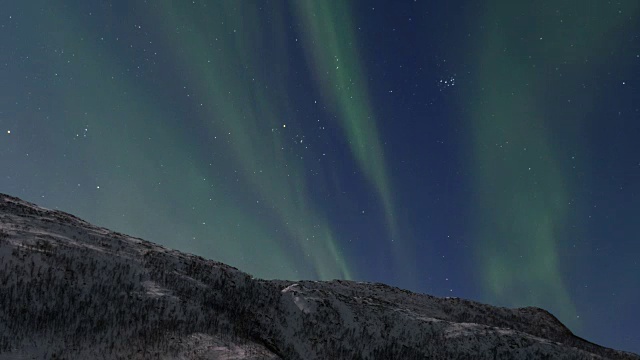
153 0 353 280
291 1 416 284
469 1 639 324
34 0 358 281
291 2 398 236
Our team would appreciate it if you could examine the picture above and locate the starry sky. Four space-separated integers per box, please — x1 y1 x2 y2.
1 0 639 354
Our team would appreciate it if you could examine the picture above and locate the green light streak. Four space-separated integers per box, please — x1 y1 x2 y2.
469 0 639 324
290 2 417 285
291 2 397 236
36 1 336 280
154 1 352 280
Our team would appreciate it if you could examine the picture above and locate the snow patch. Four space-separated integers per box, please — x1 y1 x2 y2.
142 280 173 298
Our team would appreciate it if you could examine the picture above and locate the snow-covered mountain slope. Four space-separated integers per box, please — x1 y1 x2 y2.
0 193 637 360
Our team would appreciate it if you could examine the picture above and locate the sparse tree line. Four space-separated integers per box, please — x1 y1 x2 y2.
0 228 270 358
0 199 627 359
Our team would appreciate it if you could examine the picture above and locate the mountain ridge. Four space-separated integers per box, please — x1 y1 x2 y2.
0 193 637 359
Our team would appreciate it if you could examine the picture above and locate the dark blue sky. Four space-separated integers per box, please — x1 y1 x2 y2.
1 0 639 353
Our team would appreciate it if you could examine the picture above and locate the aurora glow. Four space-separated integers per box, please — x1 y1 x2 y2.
468 0 640 327
2 0 639 354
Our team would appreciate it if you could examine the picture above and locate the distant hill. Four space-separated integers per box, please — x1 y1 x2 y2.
0 193 637 359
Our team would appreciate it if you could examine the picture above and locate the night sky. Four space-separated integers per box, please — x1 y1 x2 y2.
2 0 639 353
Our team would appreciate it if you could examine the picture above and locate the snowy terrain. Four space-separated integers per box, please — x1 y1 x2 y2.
0 193 638 359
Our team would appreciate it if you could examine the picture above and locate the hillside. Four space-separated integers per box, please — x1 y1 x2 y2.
0 193 637 359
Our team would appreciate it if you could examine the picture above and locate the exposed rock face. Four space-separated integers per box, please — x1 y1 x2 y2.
0 193 637 359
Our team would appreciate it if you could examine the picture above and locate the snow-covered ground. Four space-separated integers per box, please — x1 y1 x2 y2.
0 193 638 360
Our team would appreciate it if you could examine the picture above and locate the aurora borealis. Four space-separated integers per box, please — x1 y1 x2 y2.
2 0 639 354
